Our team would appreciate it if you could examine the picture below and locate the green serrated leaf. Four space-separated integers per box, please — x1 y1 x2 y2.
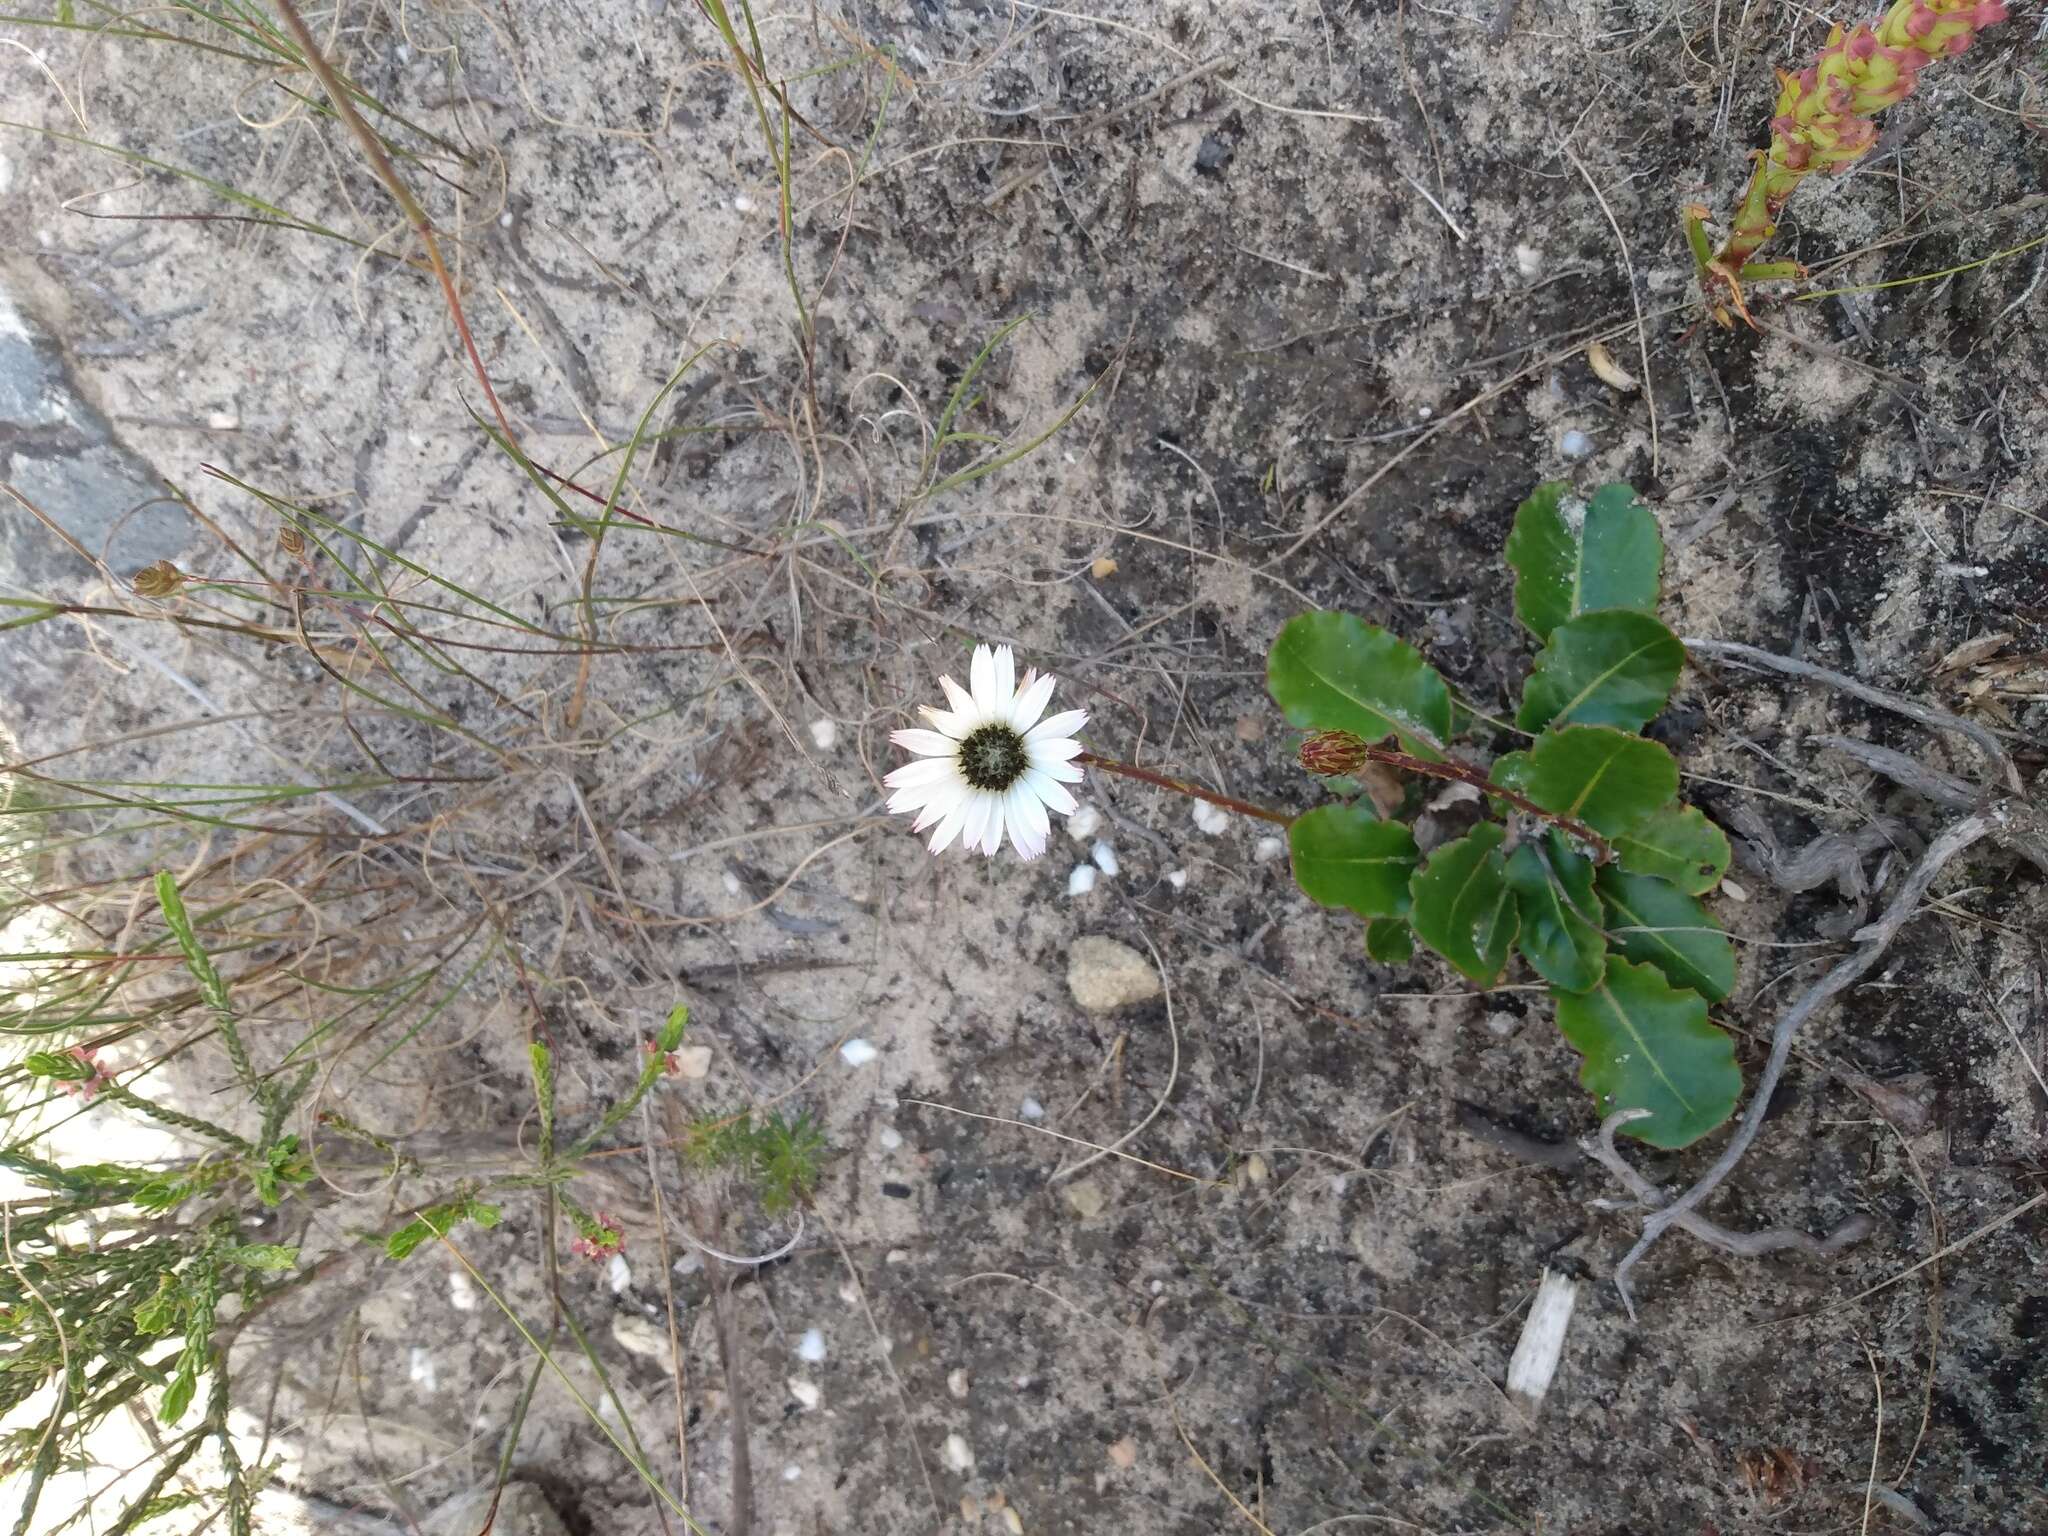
1613 803 1732 895
384 1219 433 1261
1553 957 1741 1148
1408 824 1517 987
1505 835 1606 992
1268 612 1451 760
1596 867 1736 1002
1523 727 1678 836
1516 610 1684 733
1505 481 1663 641
1289 803 1419 920
1365 918 1415 964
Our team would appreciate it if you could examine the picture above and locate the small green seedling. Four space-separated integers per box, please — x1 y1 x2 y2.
1272 484 1741 1149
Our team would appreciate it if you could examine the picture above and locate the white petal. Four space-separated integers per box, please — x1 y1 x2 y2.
961 790 994 856
939 675 980 729
1010 785 1050 858
980 794 1006 856
884 756 959 791
918 703 971 738
970 646 997 717
1009 672 1057 733
888 775 955 816
1026 736 1085 767
889 728 960 758
992 645 1016 717
1040 757 1085 784
912 780 968 832
1026 709 1089 744
1021 766 1077 816
927 796 971 854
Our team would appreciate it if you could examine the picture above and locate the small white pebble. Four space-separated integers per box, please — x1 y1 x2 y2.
734 194 755 213
886 1247 910 1264
782 1463 802 1483
1066 804 1103 840
671 1045 712 1080
498 210 515 228
807 718 838 751
607 1254 632 1294
1192 801 1231 835
1165 868 1189 890
878 1125 903 1150
1559 428 1595 461
1253 835 1285 862
721 870 742 895
1066 864 1098 897
788 1378 821 1410
840 1038 879 1067
1485 1011 1519 1037
1019 1097 1045 1121
1149 1278 1163 1294
206 411 238 431
1090 840 1119 875
947 1368 970 1399
447 1269 477 1312
408 1347 437 1391
797 1327 827 1364
1417 404 1433 420
942 1432 975 1472
1515 242 1541 277
1721 877 1749 903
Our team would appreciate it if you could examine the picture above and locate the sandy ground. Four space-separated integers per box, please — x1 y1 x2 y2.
2 1 2045 1532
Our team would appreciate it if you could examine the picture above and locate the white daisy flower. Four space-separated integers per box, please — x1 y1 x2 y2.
885 643 1088 860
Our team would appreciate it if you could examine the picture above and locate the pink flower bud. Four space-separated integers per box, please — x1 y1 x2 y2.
1905 3 1937 37
1846 26 1879 59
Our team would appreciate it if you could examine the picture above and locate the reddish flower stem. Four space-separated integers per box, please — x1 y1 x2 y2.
1081 746 1615 863
1355 745 1614 863
1076 753 1296 827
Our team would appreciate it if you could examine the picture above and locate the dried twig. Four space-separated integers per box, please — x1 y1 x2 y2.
1683 638 2017 791
1585 1110 1874 1273
1819 735 1976 811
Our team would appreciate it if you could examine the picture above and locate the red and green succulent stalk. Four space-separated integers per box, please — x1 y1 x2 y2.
1696 0 2008 324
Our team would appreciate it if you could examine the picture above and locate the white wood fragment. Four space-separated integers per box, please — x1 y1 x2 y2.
1505 1268 1579 1421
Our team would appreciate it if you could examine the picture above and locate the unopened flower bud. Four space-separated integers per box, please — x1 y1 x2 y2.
1299 731 1372 777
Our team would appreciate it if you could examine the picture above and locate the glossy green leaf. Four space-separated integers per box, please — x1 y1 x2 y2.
1408 823 1517 987
1516 610 1684 733
1613 803 1732 895
1596 867 1736 1002
1505 480 1663 640
1523 726 1678 836
1289 803 1419 919
1505 835 1606 992
1365 917 1415 964
1553 957 1741 1148
1268 611 1451 760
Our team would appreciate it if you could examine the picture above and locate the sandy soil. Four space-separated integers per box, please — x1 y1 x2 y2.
2 1 2045 1533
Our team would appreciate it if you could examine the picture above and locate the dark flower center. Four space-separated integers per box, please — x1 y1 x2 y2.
958 724 1028 792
